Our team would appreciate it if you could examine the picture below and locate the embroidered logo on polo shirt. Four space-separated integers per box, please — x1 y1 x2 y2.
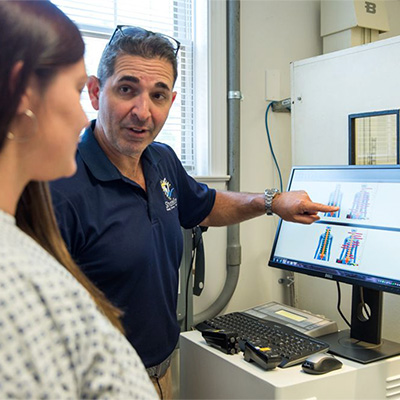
160 178 177 211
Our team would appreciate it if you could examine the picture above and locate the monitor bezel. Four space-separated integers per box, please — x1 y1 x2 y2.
268 164 400 296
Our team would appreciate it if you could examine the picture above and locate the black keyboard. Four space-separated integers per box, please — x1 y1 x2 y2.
196 312 329 368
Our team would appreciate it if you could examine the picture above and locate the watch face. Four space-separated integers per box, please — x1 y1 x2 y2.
265 189 279 215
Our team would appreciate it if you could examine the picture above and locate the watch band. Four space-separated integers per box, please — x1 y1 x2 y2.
264 188 280 216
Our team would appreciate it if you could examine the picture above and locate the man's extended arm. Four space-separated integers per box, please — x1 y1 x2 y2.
200 190 339 227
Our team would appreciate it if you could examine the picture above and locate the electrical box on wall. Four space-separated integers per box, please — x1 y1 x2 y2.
321 0 390 53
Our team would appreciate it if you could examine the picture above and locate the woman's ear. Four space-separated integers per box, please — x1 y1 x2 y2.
10 61 37 115
9 61 30 114
16 92 32 116
9 61 23 94
7 62 38 141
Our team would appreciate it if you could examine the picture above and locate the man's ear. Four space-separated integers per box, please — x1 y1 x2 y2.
171 91 177 105
87 76 101 111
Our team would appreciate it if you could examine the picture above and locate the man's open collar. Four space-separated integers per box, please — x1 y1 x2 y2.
78 120 162 182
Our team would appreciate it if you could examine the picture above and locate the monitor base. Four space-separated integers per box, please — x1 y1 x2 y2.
320 329 400 364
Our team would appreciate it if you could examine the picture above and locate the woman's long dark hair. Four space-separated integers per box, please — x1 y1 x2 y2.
0 1 123 333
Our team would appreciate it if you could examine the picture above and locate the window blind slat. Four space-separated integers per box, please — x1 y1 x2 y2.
52 0 194 171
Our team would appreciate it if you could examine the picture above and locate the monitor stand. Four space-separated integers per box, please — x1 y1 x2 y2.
320 285 400 364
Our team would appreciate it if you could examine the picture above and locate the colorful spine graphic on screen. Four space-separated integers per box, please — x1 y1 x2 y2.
346 185 370 220
336 229 363 266
324 184 342 218
314 226 333 261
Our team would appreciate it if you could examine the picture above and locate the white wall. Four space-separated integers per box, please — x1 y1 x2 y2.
291 9 400 342
195 0 325 316
195 0 400 338
232 0 324 312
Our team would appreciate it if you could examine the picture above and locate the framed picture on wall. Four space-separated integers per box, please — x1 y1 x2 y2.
349 109 400 165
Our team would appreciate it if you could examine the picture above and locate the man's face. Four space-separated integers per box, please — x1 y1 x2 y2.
89 54 176 161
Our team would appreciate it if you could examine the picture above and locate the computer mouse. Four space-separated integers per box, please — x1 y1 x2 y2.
301 353 343 375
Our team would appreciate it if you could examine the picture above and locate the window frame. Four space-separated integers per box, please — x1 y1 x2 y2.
53 0 228 178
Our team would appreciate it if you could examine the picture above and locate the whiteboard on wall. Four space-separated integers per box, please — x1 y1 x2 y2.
290 36 400 339
291 35 400 166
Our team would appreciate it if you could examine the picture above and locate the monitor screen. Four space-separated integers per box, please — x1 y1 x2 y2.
269 165 400 294
268 165 400 363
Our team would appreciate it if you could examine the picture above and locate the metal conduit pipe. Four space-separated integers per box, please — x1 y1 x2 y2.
194 0 241 325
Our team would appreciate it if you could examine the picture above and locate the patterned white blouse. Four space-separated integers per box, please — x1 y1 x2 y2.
0 210 157 399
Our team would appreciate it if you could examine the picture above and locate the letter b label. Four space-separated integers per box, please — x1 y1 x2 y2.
365 1 377 14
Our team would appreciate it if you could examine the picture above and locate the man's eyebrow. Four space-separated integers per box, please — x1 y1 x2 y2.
117 75 139 84
116 76 171 91
155 82 171 91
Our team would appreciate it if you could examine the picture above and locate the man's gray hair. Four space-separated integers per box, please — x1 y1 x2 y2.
97 34 178 87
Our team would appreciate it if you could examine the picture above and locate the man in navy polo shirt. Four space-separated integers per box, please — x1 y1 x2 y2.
50 26 338 398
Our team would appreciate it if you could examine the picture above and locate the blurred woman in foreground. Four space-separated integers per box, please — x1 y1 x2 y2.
0 1 156 398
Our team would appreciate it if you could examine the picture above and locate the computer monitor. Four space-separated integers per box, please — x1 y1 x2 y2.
268 165 400 364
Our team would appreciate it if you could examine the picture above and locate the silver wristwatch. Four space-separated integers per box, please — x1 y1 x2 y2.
264 188 280 215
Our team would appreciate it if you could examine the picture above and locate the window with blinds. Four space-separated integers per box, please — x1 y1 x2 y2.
52 0 195 172
350 110 400 166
